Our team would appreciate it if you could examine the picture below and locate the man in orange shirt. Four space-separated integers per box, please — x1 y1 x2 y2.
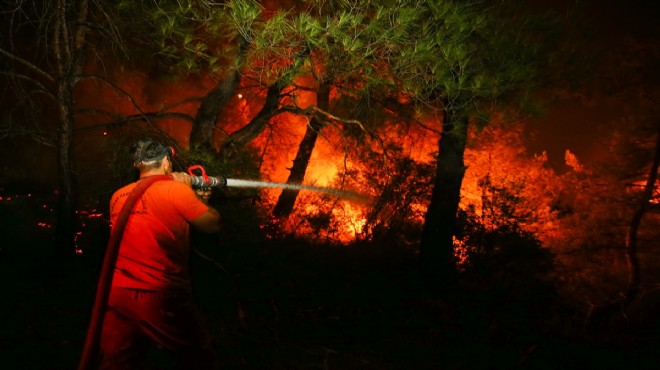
99 139 221 369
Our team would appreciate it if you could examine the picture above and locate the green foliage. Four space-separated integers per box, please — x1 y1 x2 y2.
383 0 560 116
238 1 404 96
114 0 559 117
116 0 236 74
228 0 263 33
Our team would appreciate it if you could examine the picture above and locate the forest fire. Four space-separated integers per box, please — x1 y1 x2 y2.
2 1 660 369
0 0 655 273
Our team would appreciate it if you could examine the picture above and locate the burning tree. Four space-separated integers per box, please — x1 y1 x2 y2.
216 0 404 218
99 1 567 255
0 0 567 266
105 1 426 226
378 1 564 280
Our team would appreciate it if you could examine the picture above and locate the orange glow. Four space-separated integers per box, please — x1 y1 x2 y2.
72 51 574 247
629 179 660 204
234 79 378 242
257 128 370 242
242 84 441 242
453 237 469 269
77 209 104 218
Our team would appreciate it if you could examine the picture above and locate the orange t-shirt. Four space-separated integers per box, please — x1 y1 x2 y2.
109 178 209 291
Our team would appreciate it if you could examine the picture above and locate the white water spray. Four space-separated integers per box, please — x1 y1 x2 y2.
191 176 367 202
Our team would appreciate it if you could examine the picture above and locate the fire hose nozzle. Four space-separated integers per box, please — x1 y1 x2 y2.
191 176 227 189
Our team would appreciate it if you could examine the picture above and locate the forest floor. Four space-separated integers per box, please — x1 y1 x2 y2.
2 234 660 370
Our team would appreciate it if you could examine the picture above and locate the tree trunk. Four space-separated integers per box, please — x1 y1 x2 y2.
418 106 469 283
189 72 240 153
220 79 285 159
53 0 88 251
189 39 246 153
624 122 660 300
272 82 330 218
586 122 660 330
54 82 77 250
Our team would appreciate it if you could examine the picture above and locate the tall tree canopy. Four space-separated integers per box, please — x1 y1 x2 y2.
1 0 565 269
378 0 562 279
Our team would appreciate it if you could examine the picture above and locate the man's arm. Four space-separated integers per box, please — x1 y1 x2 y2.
171 171 222 233
190 206 221 233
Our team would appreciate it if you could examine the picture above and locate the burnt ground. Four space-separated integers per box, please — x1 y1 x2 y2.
1 198 660 369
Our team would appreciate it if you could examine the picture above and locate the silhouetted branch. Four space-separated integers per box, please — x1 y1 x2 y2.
586 122 660 331
0 46 54 83
74 111 194 133
0 72 56 100
0 127 56 147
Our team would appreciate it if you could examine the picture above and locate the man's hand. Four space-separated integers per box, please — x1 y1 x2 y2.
171 172 192 187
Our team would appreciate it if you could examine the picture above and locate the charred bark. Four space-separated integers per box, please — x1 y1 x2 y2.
54 79 77 251
52 0 88 251
418 106 469 284
220 79 286 159
189 39 246 153
189 72 240 153
273 83 330 218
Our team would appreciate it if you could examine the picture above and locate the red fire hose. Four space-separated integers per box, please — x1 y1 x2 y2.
77 175 172 370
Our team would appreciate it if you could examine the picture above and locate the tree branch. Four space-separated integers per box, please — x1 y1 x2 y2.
74 111 195 133
0 71 56 100
0 127 57 147
0 46 54 84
